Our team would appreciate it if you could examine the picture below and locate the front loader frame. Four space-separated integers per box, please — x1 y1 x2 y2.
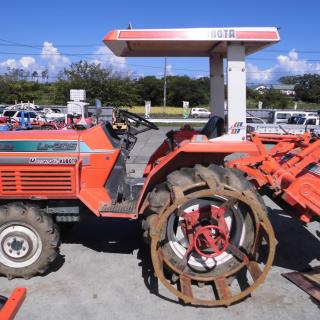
227 132 320 223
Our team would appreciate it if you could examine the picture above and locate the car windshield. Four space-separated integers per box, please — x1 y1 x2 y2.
277 113 291 119
306 118 317 125
4 111 16 117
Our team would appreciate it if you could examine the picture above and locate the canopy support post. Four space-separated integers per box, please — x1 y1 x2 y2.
209 54 225 119
226 44 246 141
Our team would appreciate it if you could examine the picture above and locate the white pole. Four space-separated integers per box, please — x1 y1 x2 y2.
227 44 246 141
209 54 224 119
163 57 167 113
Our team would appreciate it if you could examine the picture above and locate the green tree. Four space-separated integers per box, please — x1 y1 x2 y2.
167 76 210 107
260 89 292 109
294 74 320 103
63 61 138 107
0 76 11 103
136 76 163 105
279 75 300 85
102 77 139 107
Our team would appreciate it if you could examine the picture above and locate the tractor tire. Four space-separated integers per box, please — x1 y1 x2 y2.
144 164 276 306
0 202 60 279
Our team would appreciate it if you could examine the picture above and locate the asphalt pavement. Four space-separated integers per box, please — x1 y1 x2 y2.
1 126 319 320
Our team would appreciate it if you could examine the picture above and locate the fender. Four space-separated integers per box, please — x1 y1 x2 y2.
137 136 260 213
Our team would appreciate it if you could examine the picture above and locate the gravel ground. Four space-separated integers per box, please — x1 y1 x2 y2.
1 126 319 319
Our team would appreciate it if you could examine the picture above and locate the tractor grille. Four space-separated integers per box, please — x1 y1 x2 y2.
0 169 75 193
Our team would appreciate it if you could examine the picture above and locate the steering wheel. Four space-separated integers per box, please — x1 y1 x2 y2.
118 109 159 132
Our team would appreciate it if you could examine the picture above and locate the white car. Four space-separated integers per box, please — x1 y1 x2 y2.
2 110 45 122
41 108 65 121
191 107 211 118
296 116 320 126
246 116 265 124
268 110 318 124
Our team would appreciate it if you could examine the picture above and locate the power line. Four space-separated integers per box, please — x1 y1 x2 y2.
0 51 114 57
1 50 320 63
0 38 102 48
0 38 38 49
1 39 320 54
248 57 320 62
1 57 319 74
0 43 102 48
1 51 320 74
266 49 320 54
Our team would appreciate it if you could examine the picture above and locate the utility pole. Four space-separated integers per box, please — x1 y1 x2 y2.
163 57 167 113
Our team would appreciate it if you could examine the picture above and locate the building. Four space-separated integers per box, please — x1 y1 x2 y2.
271 84 296 96
253 85 268 94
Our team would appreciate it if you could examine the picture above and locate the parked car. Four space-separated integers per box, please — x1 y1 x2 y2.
296 116 320 126
41 108 65 121
246 116 265 124
190 107 211 118
268 110 317 124
1 110 45 123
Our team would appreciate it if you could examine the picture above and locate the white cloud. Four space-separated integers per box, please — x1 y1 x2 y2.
41 41 70 73
246 63 274 83
247 49 320 84
19 56 36 69
0 59 18 70
0 56 38 73
156 62 174 78
0 42 129 79
0 42 70 77
166 63 173 76
90 46 127 70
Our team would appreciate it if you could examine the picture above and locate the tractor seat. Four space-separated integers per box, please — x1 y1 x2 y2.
201 116 224 139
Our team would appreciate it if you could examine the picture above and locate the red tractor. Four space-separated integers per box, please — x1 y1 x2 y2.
0 110 275 306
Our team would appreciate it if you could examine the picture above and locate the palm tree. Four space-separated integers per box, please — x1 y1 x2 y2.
32 71 39 82
41 69 49 82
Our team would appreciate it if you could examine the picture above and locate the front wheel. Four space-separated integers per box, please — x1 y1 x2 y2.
0 203 60 279
144 164 276 306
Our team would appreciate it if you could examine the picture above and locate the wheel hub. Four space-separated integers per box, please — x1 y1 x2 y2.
181 205 230 259
167 198 244 270
0 224 42 268
3 234 30 259
194 225 229 258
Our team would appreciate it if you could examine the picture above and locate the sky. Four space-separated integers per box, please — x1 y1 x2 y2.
1 0 320 85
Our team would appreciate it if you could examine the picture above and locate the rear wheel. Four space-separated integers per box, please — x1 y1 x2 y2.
0 203 60 279
144 164 276 306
